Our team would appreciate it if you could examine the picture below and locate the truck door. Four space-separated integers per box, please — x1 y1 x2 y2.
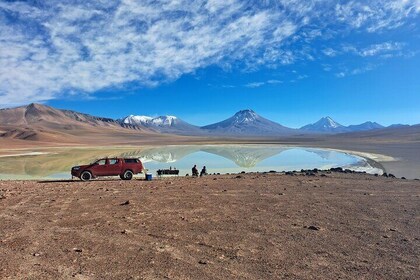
90 159 108 176
107 158 121 176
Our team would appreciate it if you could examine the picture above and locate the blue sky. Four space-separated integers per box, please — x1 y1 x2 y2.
0 0 419 127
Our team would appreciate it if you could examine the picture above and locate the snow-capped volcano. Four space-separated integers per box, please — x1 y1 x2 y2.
120 114 201 135
300 116 347 133
201 109 296 136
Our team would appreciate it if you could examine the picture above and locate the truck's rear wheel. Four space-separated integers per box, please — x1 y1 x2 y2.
121 170 133 180
80 171 92 181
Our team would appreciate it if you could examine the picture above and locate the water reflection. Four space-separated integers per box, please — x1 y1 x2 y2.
132 145 288 168
0 145 380 180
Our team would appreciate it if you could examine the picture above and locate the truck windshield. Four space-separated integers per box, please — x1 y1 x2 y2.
92 159 106 165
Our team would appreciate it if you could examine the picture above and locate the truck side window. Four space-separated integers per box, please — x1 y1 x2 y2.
109 159 118 165
97 159 106 165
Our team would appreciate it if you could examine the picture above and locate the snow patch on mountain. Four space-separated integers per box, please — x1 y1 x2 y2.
232 109 259 124
323 117 341 128
149 116 177 126
122 115 178 127
122 115 152 125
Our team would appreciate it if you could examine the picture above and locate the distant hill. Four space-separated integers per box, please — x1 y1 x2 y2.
388 124 410 128
330 123 420 142
201 109 297 136
120 115 202 135
347 121 384 132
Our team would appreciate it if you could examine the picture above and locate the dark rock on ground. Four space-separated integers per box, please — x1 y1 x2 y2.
307 225 321 231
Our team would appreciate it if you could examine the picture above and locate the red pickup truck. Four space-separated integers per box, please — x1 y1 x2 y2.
71 158 144 181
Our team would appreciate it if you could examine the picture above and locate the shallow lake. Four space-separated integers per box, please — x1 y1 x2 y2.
0 145 383 180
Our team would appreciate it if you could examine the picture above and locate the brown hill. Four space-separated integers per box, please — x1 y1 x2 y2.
0 103 135 129
0 103 154 144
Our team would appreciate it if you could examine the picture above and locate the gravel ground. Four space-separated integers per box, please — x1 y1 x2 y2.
0 172 419 279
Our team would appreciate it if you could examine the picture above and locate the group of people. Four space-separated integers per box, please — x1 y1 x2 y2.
192 165 207 177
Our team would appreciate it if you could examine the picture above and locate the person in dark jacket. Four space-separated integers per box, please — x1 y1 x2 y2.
192 165 199 177
200 166 207 177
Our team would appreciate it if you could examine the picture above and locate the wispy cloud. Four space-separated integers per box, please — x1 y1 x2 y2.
245 82 266 88
359 42 404 57
335 64 378 78
218 79 283 89
267 79 283 84
0 0 418 105
322 48 339 57
335 0 419 32
324 41 405 58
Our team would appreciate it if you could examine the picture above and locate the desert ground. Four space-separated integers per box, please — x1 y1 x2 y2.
1 172 419 279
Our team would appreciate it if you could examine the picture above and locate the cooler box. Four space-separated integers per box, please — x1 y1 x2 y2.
145 173 152 181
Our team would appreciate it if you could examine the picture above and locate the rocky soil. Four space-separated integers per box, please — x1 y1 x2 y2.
0 172 419 279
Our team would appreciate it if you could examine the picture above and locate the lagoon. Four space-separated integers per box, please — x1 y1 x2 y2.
0 145 383 180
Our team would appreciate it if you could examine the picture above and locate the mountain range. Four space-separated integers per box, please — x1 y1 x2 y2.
123 110 398 135
0 103 414 143
300 117 385 133
120 115 202 135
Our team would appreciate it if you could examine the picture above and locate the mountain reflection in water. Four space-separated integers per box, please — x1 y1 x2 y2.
127 145 288 168
0 145 379 180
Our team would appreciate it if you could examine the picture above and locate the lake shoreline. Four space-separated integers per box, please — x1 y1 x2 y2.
1 133 418 178
0 144 389 180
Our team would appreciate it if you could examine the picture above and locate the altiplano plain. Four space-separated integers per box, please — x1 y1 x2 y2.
1 172 419 279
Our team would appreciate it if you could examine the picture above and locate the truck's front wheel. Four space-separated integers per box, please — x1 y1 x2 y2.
121 170 133 180
80 171 92 181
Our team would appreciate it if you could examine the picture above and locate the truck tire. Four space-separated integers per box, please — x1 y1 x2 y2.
80 171 92 181
122 170 133 180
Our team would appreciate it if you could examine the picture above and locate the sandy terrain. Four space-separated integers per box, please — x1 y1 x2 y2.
308 140 420 179
1 172 419 279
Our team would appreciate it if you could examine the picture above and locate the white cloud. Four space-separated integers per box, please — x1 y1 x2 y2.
0 0 418 105
339 42 405 58
245 82 266 88
359 42 404 57
335 64 378 78
244 79 284 88
335 0 420 32
322 48 338 57
267 80 283 84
